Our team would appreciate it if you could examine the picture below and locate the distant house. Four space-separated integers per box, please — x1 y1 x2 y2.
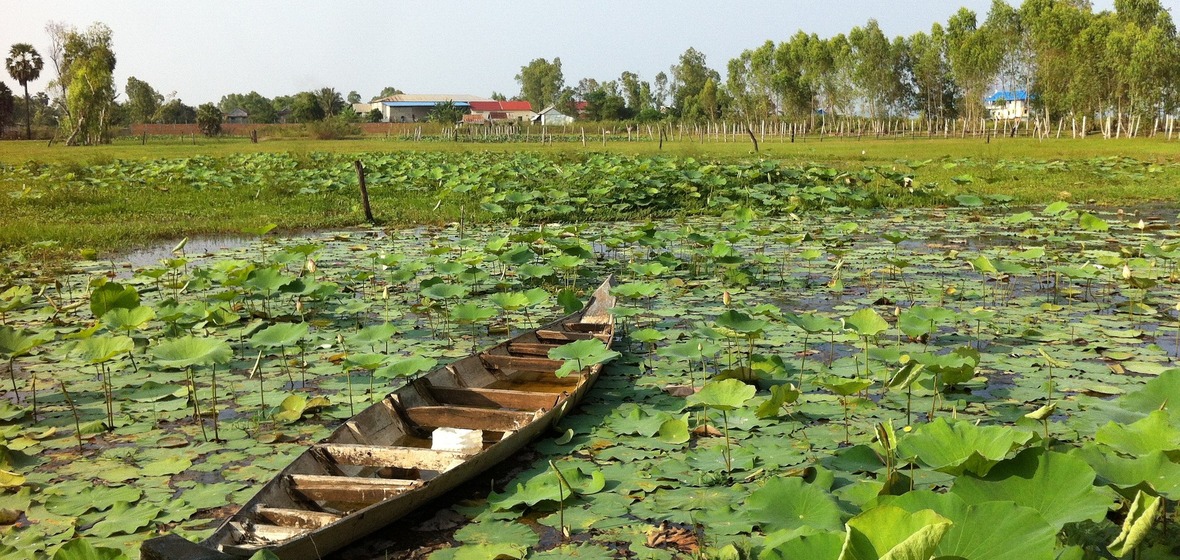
532 105 575 125
276 108 292 124
370 94 484 123
986 90 1030 120
469 100 535 122
226 108 249 124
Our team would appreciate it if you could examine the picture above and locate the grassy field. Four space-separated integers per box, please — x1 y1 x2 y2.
1 135 1178 280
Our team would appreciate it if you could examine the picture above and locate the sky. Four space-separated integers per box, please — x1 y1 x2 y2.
1 0 1138 106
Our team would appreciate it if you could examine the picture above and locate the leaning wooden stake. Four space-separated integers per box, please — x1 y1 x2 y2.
354 160 375 224
745 124 759 152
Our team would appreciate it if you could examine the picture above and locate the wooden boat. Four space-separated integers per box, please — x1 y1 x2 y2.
142 277 616 560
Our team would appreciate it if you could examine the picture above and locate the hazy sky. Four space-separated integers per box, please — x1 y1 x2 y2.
2 0 1134 105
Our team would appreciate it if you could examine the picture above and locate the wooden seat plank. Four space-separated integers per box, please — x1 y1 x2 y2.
430 386 560 411
480 353 563 373
288 474 421 504
315 443 469 471
507 342 562 356
256 507 340 530
536 329 610 342
404 405 537 432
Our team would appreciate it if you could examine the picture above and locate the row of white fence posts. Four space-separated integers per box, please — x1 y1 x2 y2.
389 115 1178 143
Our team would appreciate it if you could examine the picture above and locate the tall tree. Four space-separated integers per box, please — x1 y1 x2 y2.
5 43 43 139
670 47 721 119
0 82 14 137
653 72 669 109
218 92 276 123
373 86 403 101
48 22 117 145
290 91 324 123
908 24 958 122
346 90 361 104
124 76 162 124
155 98 195 123
516 57 565 111
315 87 344 117
195 103 221 136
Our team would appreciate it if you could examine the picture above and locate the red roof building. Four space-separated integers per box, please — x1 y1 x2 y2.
468 100 535 122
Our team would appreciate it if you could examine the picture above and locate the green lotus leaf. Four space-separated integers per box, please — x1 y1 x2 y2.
85 500 163 538
271 393 330 424
89 282 140 320
1108 490 1162 558
763 531 845 560
488 466 606 510
420 283 468 301
489 291 530 311
244 267 295 294
549 339 619 377
100 306 155 332
607 405 666 437
127 381 187 402
344 353 388 371
822 378 873 397
950 447 1114 529
657 339 722 361
783 312 842 334
896 418 1032 476
151 336 232 369
756 383 801 419
555 289 583 313
1070 444 1180 499
0 326 54 359
73 335 134 365
687 379 756 411
46 485 142 517
249 322 309 349
1095 410 1180 457
716 310 770 336
374 356 438 379
844 308 889 337
746 476 843 534
139 455 192 477
51 538 130 560
451 303 496 324
629 328 665 344
657 415 690 445
838 504 951 560
884 490 1057 560
1079 212 1110 231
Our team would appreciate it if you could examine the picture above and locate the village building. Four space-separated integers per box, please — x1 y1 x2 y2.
225 108 249 124
468 101 535 123
369 94 485 123
986 90 1030 120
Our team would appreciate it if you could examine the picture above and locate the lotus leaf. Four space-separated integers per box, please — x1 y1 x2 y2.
844 309 889 337
950 447 1113 529
249 322 309 349
1107 490 1161 558
84 500 162 538
1070 444 1180 499
51 539 130 560
89 283 140 320
488 466 605 510
73 335 134 365
1095 410 1180 457
746 476 843 534
883 491 1056 560
374 356 437 379
46 486 142 517
896 418 1031 476
838 505 951 560
150 336 232 369
549 339 619 377
688 379 756 411
763 531 845 560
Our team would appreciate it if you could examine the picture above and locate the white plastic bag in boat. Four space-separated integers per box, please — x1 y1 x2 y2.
432 427 483 454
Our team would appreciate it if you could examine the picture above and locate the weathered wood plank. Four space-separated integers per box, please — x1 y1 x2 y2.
288 474 421 504
315 443 469 471
404 405 537 432
430 386 559 411
480 353 562 373
229 522 304 543
256 507 340 530
507 342 561 356
563 322 609 332
535 329 610 342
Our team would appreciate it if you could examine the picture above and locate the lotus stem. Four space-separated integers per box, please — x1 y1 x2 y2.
61 381 83 454
211 364 220 442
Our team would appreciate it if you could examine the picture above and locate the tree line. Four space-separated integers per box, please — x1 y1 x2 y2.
516 0 1178 129
2 1 1177 143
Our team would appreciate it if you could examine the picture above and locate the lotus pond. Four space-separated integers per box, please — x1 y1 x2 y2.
3 196 1180 559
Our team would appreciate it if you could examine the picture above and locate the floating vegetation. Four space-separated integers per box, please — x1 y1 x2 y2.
2 195 1180 558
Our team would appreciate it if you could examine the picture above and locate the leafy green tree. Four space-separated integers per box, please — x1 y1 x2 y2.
124 76 162 124
0 82 13 136
516 57 565 111
5 43 43 139
290 91 324 122
373 86 403 100
367 108 383 122
670 47 721 119
427 100 466 124
196 103 221 136
490 91 506 101
218 92 276 124
582 85 630 121
848 19 908 119
946 8 1005 122
908 24 958 122
653 71 669 109
155 98 195 124
315 87 344 117
346 90 361 104
50 23 117 145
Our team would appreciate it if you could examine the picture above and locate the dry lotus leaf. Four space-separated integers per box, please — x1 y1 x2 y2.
646 521 700 554
663 384 698 397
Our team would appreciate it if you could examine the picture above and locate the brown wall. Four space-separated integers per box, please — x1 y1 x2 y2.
127 122 437 137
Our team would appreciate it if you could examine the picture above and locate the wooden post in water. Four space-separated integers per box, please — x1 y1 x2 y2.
354 160 375 224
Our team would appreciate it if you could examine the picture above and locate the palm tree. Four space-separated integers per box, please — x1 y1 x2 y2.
5 44 44 140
